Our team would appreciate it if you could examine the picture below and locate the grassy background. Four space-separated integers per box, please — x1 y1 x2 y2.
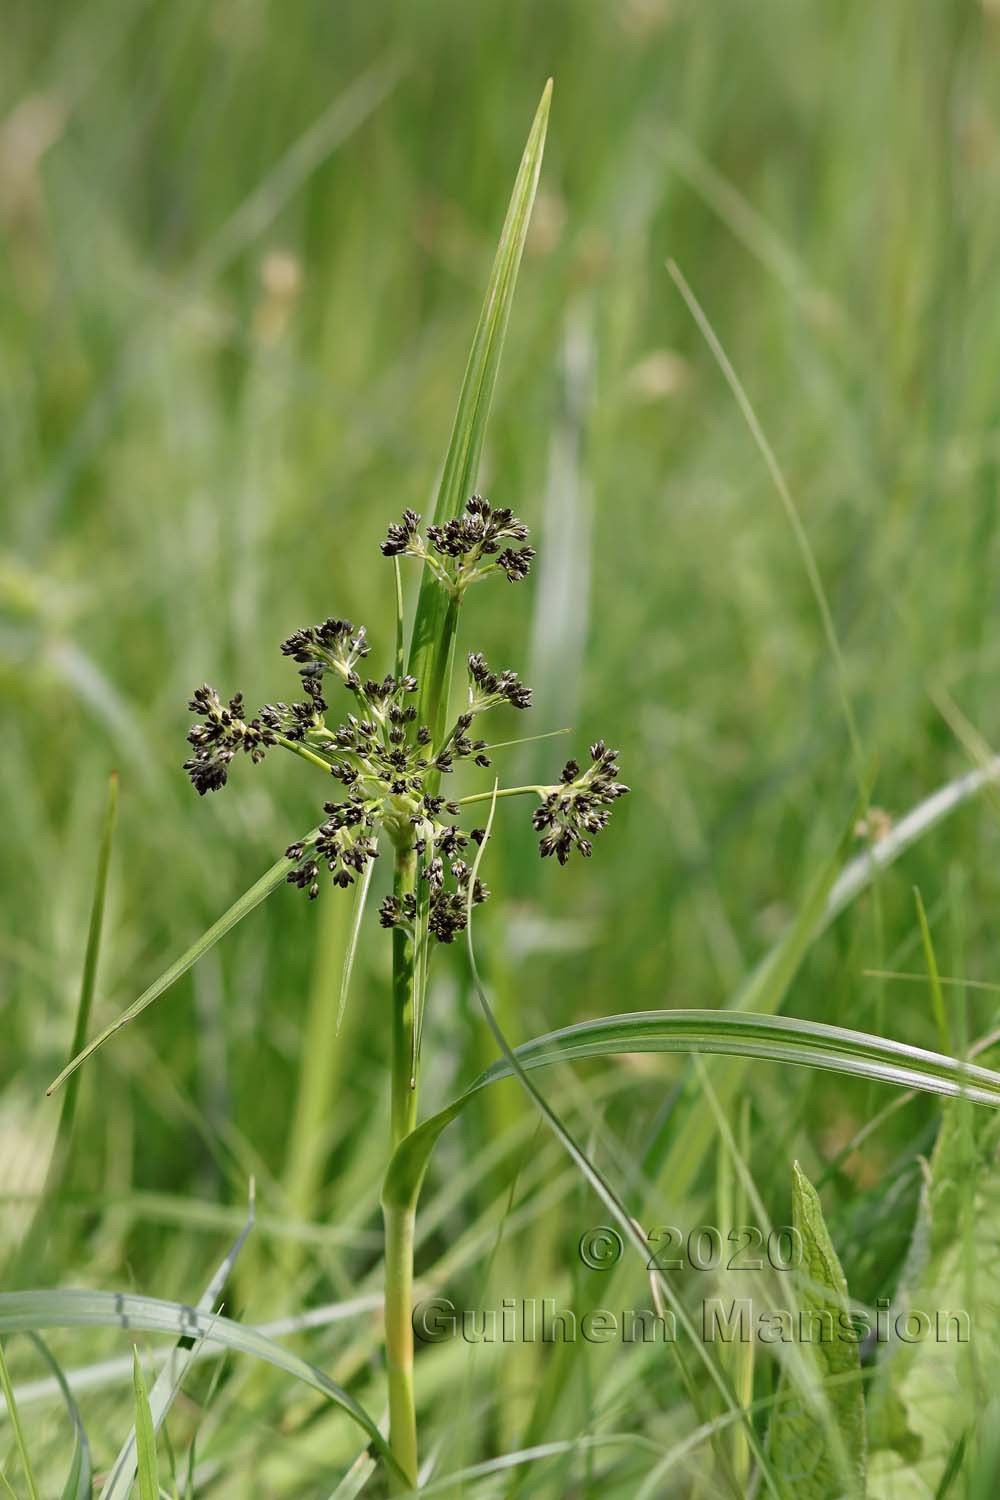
3 0 1000 1492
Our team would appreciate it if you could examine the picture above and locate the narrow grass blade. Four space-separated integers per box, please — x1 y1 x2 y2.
131 1350 158 1500
408 80 551 743
26 1336 91 1500
654 758 1000 1208
5 1295 383 1412
100 1187 256 1499
0 1291 406 1486
0 1339 39 1500
61 770 118 1147
337 857 375 1035
14 773 118 1282
666 259 865 792
914 886 951 1056
47 826 321 1095
393 557 404 680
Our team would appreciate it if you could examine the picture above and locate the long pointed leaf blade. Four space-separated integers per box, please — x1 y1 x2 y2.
131 1351 158 1500
337 858 375 1034
0 1339 40 1500
62 770 118 1141
48 830 320 1095
408 80 551 741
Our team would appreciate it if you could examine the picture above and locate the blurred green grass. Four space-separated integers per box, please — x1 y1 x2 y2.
3 0 1000 1491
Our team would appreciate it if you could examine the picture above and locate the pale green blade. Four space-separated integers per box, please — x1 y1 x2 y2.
61 770 118 1146
131 1350 158 1500
47 827 321 1095
0 1291 405 1486
0 1339 39 1500
408 80 551 744
337 857 375 1034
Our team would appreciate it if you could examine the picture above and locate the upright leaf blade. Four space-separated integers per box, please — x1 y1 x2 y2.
131 1350 159 1500
407 80 552 744
0 1338 40 1500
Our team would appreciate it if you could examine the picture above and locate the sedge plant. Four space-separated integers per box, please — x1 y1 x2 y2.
38 72 1000 1498
173 83 625 1485
180 505 627 1483
172 81 618 1487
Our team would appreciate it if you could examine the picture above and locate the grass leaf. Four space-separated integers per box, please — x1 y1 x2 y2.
0 1339 40 1500
337 858 375 1035
407 80 551 744
47 827 321 1096
131 1349 159 1500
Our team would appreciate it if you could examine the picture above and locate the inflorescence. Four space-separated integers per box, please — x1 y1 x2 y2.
184 493 626 940
380 493 535 595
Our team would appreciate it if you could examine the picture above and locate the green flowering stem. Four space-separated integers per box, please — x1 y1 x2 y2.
458 784 543 807
384 838 419 1488
274 735 336 776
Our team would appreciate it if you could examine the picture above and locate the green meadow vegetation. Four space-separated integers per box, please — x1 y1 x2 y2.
4 1 1000 1494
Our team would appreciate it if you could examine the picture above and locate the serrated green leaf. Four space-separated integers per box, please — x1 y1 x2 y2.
768 1162 866 1498
868 1105 1000 1497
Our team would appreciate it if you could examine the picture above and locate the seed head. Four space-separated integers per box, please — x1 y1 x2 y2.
533 741 629 864
467 652 532 712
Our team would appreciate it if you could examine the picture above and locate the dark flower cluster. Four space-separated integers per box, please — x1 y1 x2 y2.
379 826 489 944
184 687 276 795
466 652 532 712
285 798 380 899
184 494 627 932
532 741 630 864
381 494 535 591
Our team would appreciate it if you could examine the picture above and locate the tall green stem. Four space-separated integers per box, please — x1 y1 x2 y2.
384 841 419 1488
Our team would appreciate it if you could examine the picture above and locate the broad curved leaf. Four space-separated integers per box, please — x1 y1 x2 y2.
0 1290 405 1487
384 1008 1000 1210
